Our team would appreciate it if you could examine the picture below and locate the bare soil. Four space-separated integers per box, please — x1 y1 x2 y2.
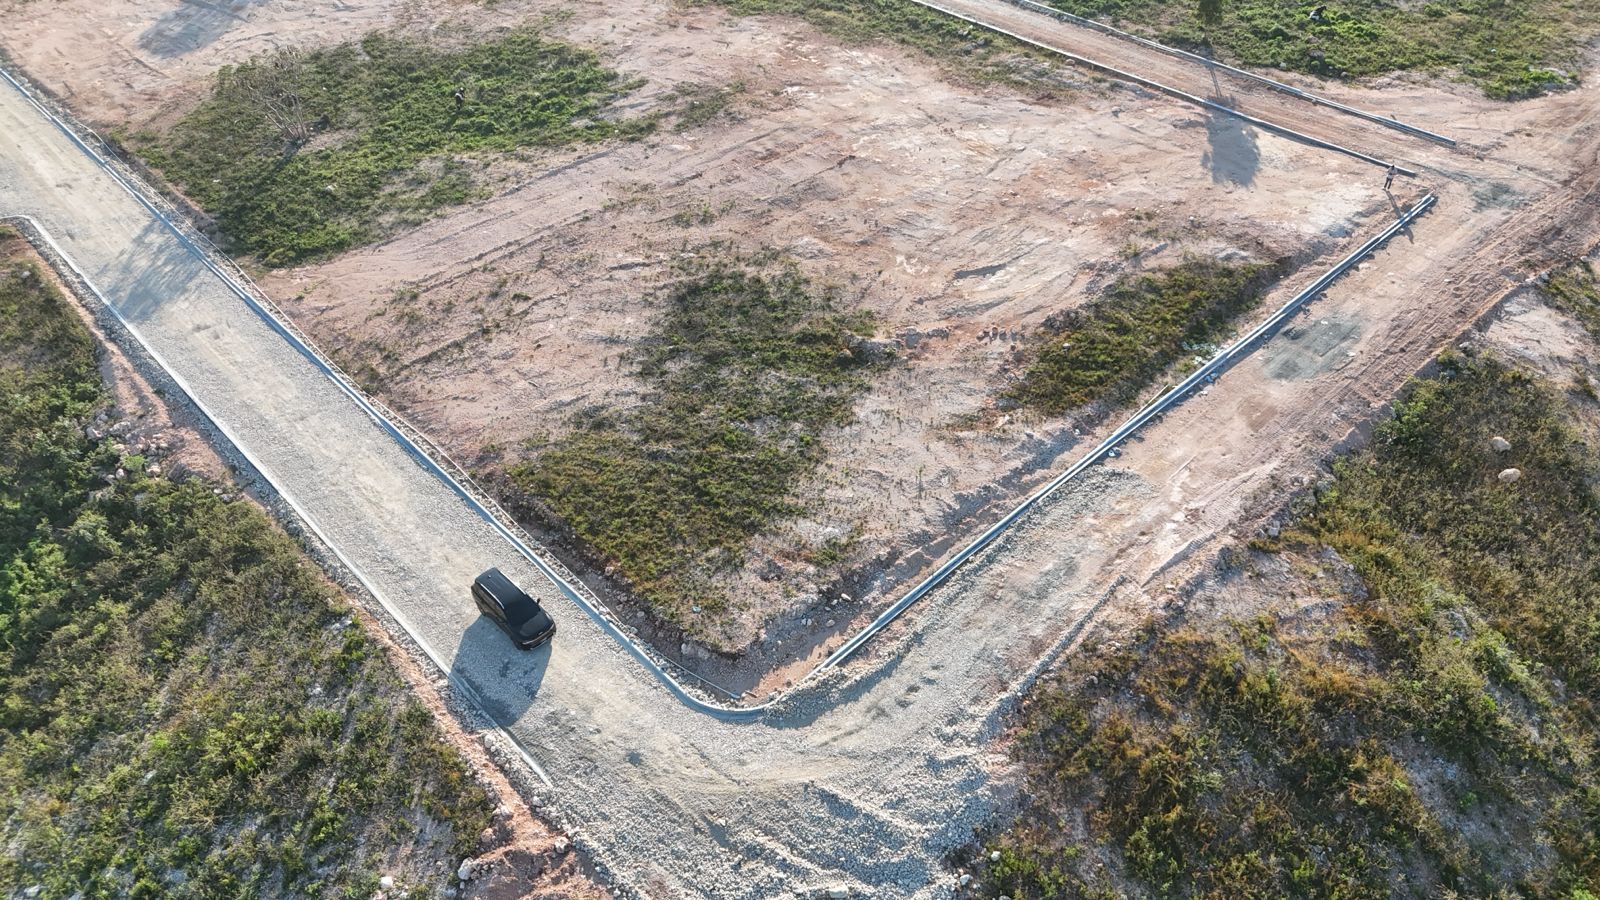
6 0 1599 699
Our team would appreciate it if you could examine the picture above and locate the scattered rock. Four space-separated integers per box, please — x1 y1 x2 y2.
990 850 1002 862
457 858 477 881
1498 467 1523 483
825 887 850 899
1489 435 1511 453
378 876 395 890
959 873 973 886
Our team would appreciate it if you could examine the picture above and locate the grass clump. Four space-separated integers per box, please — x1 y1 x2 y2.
1042 0 1597 99
1006 258 1277 417
0 232 491 896
140 30 653 266
509 259 881 624
981 352 1600 897
1542 259 1600 342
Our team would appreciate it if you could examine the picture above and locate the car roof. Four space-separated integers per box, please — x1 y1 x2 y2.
475 567 542 626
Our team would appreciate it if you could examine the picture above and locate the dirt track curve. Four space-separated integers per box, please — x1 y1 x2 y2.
4 1 1600 895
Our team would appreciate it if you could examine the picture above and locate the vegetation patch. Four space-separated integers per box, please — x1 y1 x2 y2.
138 30 653 266
0 230 491 896
509 258 882 625
705 0 1070 89
1542 259 1600 342
978 352 1600 897
1005 258 1278 417
1041 0 1597 99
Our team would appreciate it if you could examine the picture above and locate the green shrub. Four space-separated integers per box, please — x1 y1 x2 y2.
1005 258 1278 417
510 259 881 625
142 30 653 265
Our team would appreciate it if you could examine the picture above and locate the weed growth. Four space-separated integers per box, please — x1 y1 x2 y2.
1006 258 1277 417
0 232 491 895
509 259 880 625
141 31 652 265
1041 0 1597 99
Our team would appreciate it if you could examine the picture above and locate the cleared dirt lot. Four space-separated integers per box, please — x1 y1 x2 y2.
0 0 1389 666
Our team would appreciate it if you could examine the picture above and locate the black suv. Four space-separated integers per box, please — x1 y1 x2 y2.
472 567 557 650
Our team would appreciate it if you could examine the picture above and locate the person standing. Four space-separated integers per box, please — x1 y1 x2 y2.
1383 163 1397 192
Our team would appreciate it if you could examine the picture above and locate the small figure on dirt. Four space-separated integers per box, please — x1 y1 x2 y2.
1308 4 1326 21
1383 163 1397 192
453 87 466 111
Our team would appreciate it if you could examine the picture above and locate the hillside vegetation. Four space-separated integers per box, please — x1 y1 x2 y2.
1043 0 1597 99
981 352 1600 897
139 30 653 265
509 258 882 627
0 231 491 896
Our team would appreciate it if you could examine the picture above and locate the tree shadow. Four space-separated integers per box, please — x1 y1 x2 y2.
97 219 213 325
1201 100 1261 188
448 615 550 730
138 0 265 59
1200 69 1260 188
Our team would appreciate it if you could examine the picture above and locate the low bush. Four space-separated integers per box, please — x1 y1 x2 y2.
706 0 1067 88
140 30 653 265
1005 258 1278 417
1542 259 1600 341
510 258 881 624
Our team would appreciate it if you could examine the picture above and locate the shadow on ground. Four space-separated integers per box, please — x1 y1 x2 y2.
1202 97 1261 187
449 616 549 728
139 0 265 58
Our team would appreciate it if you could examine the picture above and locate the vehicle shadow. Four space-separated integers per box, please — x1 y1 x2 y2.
447 616 550 730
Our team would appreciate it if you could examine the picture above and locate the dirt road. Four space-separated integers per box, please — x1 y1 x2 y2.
4 7 1600 898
